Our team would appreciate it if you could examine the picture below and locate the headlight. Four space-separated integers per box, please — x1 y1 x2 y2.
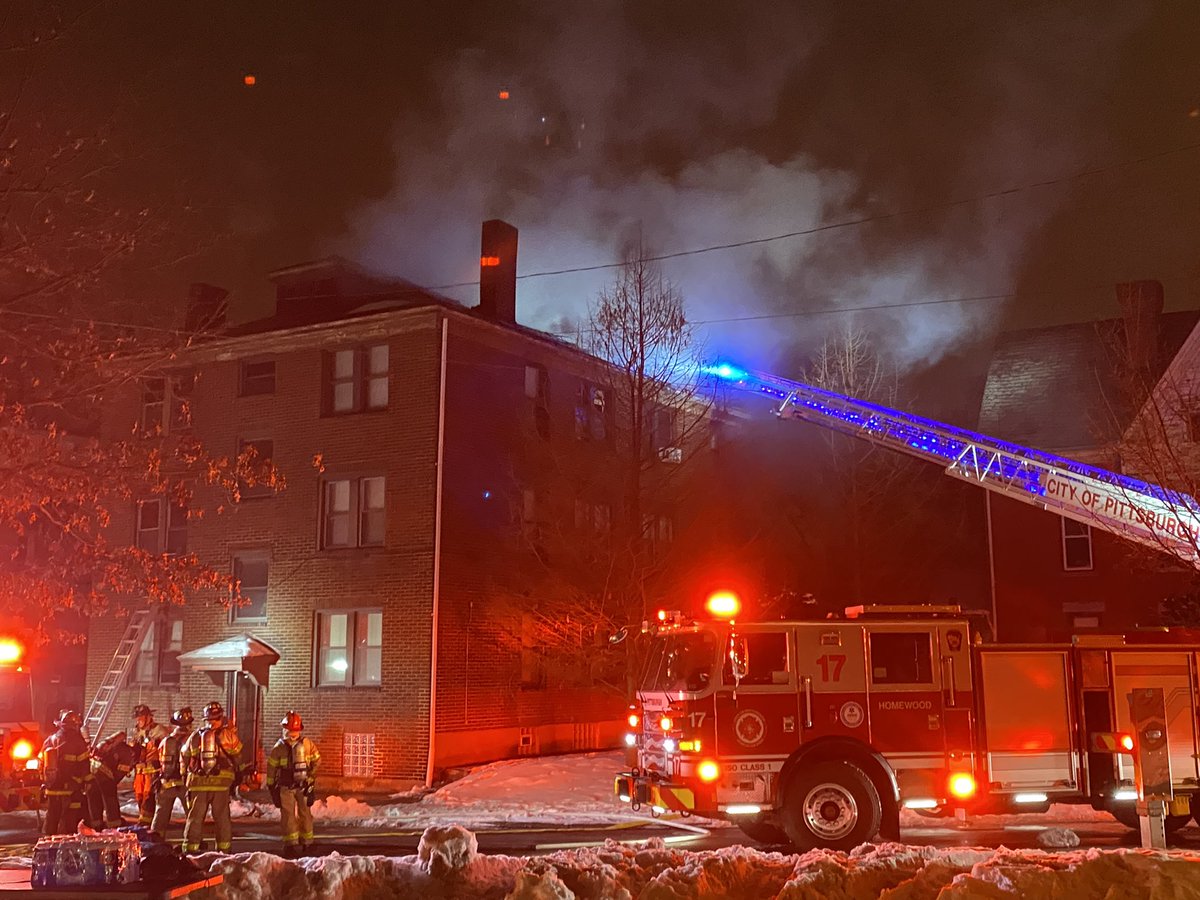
24 759 39 770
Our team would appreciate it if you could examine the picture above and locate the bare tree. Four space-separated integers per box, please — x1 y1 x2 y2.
490 243 714 694
0 18 279 640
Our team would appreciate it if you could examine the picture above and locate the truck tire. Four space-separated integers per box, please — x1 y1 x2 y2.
781 760 883 851
734 814 790 846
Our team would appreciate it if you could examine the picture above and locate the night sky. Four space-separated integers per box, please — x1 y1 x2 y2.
7 1 1200 382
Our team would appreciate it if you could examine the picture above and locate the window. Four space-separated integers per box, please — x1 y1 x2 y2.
231 553 269 623
723 631 790 686
1073 615 1100 630
651 406 678 452
870 632 934 684
321 477 385 549
526 365 550 441
239 359 276 397
135 499 188 555
237 438 275 499
575 499 612 535
1062 518 1093 571
133 615 183 686
325 345 389 414
140 374 194 434
575 382 607 441
316 610 382 687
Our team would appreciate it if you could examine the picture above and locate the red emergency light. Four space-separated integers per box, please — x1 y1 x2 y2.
705 591 741 619
0 640 23 665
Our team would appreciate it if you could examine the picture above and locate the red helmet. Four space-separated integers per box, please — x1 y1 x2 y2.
281 711 303 732
56 709 82 729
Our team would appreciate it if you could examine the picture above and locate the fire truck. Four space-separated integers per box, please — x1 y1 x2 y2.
615 363 1200 848
0 638 42 811
616 599 1200 849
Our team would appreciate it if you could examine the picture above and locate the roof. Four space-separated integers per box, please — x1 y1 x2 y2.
978 310 1200 454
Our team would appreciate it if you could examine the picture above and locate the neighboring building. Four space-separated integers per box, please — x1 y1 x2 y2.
978 280 1199 641
84 221 712 788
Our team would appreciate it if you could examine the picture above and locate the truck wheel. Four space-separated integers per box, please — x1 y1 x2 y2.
782 760 883 851
734 814 790 846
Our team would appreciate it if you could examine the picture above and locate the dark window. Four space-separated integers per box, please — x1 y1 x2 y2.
140 374 194 433
315 610 382 687
237 438 275 499
575 382 607 441
239 359 276 396
324 345 389 414
231 553 269 623
321 476 385 548
870 632 934 684
527 365 550 441
135 499 188 555
1062 518 1093 571
723 631 789 686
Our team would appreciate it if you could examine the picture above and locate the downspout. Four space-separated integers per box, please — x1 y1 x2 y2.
985 491 998 641
426 316 448 787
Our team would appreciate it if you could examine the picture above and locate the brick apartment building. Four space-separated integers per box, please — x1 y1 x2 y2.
84 221 711 787
978 280 1199 641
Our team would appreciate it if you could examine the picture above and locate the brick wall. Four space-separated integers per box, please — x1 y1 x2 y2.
85 305 632 787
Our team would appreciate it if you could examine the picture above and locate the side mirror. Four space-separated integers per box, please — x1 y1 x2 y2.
729 636 749 686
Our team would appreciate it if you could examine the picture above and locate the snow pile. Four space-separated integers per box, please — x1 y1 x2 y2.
203 830 1200 899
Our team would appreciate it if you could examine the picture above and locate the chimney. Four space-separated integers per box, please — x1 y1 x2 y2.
1115 279 1163 374
478 219 518 323
184 282 230 333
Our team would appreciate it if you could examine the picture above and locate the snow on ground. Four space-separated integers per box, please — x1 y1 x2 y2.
201 834 1200 899
106 750 1133 836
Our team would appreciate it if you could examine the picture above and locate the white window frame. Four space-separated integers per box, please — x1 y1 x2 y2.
132 614 184 686
315 609 383 688
135 498 188 556
1061 518 1093 571
325 345 389 415
231 551 269 624
140 374 194 434
321 476 385 549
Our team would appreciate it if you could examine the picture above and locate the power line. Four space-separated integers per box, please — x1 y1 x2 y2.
3 138 1198 340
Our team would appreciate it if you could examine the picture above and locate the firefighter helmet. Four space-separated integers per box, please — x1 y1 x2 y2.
202 701 224 722
132 704 153 719
55 709 82 729
281 711 303 732
171 707 194 728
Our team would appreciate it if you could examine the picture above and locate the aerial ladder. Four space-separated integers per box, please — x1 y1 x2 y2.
706 363 1200 567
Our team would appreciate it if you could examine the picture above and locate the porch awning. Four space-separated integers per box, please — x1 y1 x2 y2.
176 634 280 689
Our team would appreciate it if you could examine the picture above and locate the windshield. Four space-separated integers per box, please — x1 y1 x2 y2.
0 670 32 721
640 630 717 692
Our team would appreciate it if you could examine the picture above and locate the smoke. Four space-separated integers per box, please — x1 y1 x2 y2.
335 2 1157 374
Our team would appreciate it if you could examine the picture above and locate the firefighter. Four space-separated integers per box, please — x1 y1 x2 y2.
85 730 140 829
181 701 241 854
149 707 193 840
40 709 91 835
132 704 170 826
266 711 321 858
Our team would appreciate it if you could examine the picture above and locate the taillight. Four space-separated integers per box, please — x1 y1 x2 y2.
948 772 976 799
1118 733 1135 752
9 739 32 762
697 759 721 782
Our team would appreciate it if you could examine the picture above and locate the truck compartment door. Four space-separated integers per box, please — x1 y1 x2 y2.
1110 651 1198 787
978 650 1077 790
